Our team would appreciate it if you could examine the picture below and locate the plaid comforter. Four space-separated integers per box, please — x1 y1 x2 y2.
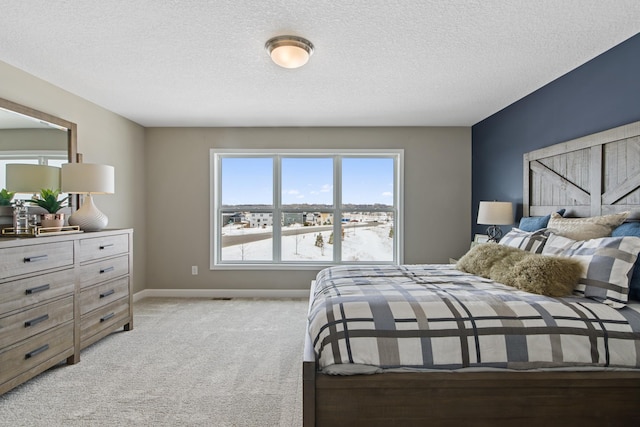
308 264 640 372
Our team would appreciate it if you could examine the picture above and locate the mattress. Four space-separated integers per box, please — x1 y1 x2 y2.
308 264 640 374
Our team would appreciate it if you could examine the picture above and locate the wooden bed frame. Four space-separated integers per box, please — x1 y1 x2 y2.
302 120 640 426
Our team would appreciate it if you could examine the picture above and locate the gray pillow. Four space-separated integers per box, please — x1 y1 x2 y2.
542 233 640 308
612 222 640 301
499 228 549 253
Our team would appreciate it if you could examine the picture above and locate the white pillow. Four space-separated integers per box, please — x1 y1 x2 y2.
542 233 640 308
547 211 629 240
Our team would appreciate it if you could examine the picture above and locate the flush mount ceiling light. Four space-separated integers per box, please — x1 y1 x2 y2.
265 35 314 69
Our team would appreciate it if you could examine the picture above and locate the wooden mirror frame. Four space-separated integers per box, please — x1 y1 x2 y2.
0 96 78 210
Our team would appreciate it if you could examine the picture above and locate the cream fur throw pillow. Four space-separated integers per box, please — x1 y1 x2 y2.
456 244 583 297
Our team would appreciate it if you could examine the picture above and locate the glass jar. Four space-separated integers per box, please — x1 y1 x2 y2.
13 200 30 234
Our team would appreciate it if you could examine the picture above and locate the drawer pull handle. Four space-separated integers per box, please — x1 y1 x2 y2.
99 244 114 250
100 289 115 298
25 314 49 328
26 284 51 294
24 254 48 263
100 312 115 322
25 344 49 359
100 266 115 274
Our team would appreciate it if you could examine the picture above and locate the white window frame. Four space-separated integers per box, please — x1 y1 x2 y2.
210 149 404 270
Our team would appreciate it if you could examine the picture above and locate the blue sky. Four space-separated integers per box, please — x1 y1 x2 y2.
221 157 394 206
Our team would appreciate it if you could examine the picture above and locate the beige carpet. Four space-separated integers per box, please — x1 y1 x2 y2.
0 298 309 426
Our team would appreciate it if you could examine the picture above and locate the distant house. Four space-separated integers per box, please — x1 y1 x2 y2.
224 212 246 225
247 212 273 228
282 212 303 226
318 212 333 225
303 212 315 225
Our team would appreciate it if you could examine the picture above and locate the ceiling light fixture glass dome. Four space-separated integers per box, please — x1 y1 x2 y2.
265 35 314 69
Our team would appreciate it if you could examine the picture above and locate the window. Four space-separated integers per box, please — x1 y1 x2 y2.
211 149 403 268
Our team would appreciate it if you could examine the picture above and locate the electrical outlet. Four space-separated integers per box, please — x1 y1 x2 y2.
191 265 198 275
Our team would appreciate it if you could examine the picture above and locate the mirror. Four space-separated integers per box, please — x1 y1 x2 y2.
0 97 77 225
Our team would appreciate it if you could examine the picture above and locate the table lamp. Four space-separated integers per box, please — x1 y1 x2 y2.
477 201 513 242
61 163 114 231
6 164 60 194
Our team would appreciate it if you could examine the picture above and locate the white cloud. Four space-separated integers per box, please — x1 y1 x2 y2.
320 184 332 193
381 191 393 197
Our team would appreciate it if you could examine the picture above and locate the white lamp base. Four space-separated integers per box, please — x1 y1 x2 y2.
68 194 108 231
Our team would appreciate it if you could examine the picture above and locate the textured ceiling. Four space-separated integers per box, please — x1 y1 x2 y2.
0 1 639 127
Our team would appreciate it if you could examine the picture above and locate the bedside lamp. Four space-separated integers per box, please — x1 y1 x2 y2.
61 163 115 231
477 201 513 242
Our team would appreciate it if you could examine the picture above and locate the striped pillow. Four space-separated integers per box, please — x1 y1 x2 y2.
499 228 549 254
612 222 640 301
542 233 640 308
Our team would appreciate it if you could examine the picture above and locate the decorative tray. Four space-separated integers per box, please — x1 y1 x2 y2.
1 225 83 237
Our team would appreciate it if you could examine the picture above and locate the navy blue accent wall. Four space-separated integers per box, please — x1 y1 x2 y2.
471 33 640 238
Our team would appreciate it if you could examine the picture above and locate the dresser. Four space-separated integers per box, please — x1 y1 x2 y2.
0 229 133 395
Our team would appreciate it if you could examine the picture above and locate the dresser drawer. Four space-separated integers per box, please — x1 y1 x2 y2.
0 241 74 280
0 296 74 349
80 298 129 345
0 321 74 386
0 269 74 316
78 233 129 263
78 255 129 289
80 277 129 316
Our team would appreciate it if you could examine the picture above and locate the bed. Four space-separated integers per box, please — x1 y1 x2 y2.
302 120 640 426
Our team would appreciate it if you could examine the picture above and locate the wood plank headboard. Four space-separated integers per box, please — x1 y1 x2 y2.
524 120 640 220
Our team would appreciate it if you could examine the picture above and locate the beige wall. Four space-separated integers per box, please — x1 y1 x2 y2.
145 127 471 291
0 61 147 293
1 60 472 294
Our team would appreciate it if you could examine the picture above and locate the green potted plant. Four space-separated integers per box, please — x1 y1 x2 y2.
0 188 15 229
28 188 69 231
0 188 14 206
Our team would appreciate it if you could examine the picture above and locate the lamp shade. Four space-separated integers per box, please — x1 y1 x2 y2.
477 201 513 225
61 163 115 194
6 164 60 193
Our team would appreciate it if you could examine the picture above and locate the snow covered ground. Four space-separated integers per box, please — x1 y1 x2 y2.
221 222 393 262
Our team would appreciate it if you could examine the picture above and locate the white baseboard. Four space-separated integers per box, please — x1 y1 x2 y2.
133 288 309 302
